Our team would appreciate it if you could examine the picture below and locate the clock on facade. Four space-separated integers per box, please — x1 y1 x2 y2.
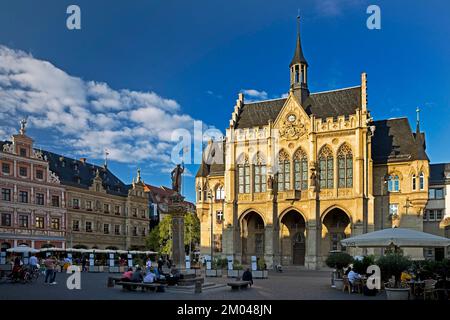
288 114 296 122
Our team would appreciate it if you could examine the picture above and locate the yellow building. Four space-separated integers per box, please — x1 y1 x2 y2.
195 19 429 269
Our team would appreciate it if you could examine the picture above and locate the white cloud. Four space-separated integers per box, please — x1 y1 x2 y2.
0 45 209 169
241 89 268 100
315 0 362 17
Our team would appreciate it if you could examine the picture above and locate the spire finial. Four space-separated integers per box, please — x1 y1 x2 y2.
297 9 300 35
416 107 421 133
104 148 109 167
137 168 141 183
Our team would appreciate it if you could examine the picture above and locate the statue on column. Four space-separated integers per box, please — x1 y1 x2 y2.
171 163 184 193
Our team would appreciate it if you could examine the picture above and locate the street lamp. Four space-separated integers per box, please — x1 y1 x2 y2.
381 177 388 230
207 189 214 262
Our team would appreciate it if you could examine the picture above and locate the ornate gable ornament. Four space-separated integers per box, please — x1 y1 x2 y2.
279 113 307 140
48 170 60 184
275 95 309 141
2 143 14 154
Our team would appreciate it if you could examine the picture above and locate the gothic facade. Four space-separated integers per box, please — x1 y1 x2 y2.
195 20 430 269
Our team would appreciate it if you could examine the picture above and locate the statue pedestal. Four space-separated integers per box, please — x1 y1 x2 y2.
169 193 186 268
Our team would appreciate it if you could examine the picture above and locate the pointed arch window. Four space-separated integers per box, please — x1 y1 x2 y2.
319 146 334 189
419 172 425 190
197 186 202 201
215 185 225 200
388 175 400 192
277 150 290 191
294 148 308 190
253 153 266 193
237 156 250 194
337 144 353 188
412 174 417 191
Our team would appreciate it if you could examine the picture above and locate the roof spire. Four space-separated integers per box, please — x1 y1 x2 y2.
290 11 308 67
416 107 420 133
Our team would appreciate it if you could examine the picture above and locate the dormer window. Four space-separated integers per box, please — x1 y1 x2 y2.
388 175 400 192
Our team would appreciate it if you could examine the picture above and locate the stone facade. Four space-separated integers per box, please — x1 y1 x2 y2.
423 163 450 259
0 121 67 250
195 21 430 269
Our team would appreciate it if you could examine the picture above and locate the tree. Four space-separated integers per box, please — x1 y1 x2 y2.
184 213 200 254
145 213 200 256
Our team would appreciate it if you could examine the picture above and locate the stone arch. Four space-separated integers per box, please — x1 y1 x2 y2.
278 208 307 266
252 151 267 165
321 206 352 256
279 207 308 225
239 208 267 227
318 144 333 157
321 205 352 223
239 209 266 264
236 152 249 165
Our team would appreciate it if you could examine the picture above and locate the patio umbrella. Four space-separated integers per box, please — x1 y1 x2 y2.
7 245 39 253
341 227 450 248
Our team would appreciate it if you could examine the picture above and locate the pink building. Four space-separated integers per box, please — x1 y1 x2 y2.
0 120 67 250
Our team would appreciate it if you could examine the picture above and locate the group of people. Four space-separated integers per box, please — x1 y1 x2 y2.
119 257 181 286
344 266 377 296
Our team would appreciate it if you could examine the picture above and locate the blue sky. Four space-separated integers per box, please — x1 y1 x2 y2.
0 0 449 202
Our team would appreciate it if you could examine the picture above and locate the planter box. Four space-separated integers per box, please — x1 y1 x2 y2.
334 278 344 290
109 266 119 273
227 270 244 278
253 270 268 279
385 288 410 300
89 266 99 272
205 269 222 277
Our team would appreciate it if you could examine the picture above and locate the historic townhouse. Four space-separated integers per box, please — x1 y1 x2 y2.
43 151 150 250
196 19 430 269
423 163 450 259
0 121 67 250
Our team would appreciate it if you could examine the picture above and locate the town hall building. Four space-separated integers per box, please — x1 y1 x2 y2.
195 18 431 269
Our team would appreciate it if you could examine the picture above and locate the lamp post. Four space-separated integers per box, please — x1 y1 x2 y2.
381 178 388 230
207 189 214 262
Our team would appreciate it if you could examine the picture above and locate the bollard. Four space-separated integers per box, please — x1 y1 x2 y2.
194 280 202 294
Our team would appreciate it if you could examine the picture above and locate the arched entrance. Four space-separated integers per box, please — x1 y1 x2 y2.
280 210 306 265
322 208 351 255
241 211 265 264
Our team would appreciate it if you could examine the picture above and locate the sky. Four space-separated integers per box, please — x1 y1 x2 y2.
0 0 449 202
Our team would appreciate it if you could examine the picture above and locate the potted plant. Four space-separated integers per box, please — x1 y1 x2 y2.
376 252 412 300
227 262 244 278
253 257 268 279
206 257 226 277
325 252 353 290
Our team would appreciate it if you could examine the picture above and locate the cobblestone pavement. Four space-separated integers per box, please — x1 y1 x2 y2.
0 269 386 300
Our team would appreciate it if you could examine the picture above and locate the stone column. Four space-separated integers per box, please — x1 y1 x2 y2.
168 193 187 268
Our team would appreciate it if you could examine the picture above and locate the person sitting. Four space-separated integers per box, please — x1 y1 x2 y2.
166 266 180 286
401 270 412 283
143 268 156 283
131 267 144 283
347 267 361 292
242 268 253 286
345 266 352 276
121 268 133 282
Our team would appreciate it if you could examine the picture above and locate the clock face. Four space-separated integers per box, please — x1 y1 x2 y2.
288 114 296 122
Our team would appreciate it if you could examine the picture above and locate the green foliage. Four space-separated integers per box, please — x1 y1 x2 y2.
212 257 228 269
376 253 412 287
418 259 450 278
233 262 243 270
184 213 200 252
325 252 354 271
144 214 201 256
352 255 375 275
257 257 266 270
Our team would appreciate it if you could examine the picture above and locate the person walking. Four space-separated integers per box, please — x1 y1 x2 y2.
44 256 57 285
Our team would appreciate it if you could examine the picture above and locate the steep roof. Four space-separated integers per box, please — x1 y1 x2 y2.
42 150 129 196
290 31 308 67
371 118 429 164
429 163 450 185
234 86 361 129
195 140 226 178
